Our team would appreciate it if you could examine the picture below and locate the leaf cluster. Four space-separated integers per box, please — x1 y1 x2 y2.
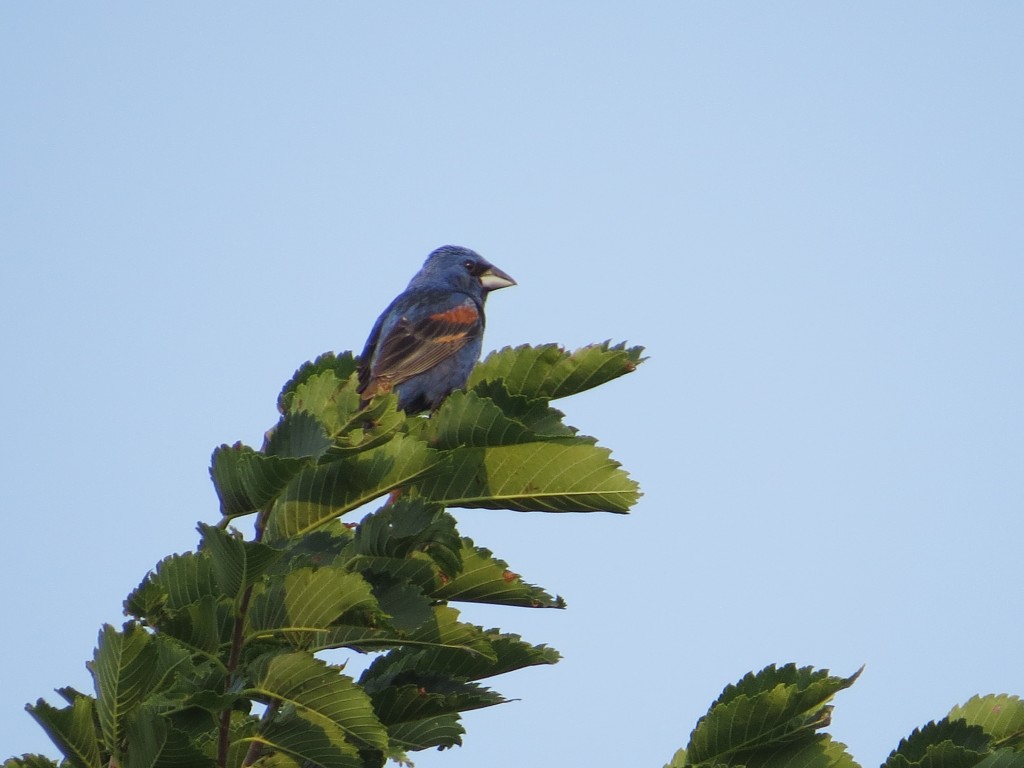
8 342 643 768
664 667 1024 768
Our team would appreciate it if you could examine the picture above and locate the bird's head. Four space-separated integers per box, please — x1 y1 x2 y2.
412 245 516 296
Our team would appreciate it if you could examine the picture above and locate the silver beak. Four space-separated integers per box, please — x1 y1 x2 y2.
479 264 517 291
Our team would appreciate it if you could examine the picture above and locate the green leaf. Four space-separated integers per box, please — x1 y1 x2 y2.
884 741 990 768
885 719 991 766
270 520 355 574
248 755 303 768
368 679 505 727
277 352 360 415
950 696 1024 749
266 435 444 540
686 665 861 765
199 523 281 602
241 711 363 768
122 706 216 768
248 565 380 646
468 341 645 400
447 632 560 680
371 580 434 632
2 756 62 768
122 706 167 768
972 751 1024 768
361 627 557 686
713 664 862 725
346 554 439 597
210 443 311 518
738 734 859 768
282 370 360 435
411 441 639 513
139 653 232 716
433 538 564 608
91 624 159 756
356 607 496 684
423 391 544 449
156 594 234 656
125 552 217 618
277 366 405 455
470 380 578 437
24 697 102 768
245 652 387 752
353 499 462 577
385 714 464 752
264 410 333 460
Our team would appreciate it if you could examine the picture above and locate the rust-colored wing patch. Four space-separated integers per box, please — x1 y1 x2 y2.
361 297 483 402
428 304 479 325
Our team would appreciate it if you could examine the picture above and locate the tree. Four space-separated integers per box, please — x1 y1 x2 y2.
4 342 644 768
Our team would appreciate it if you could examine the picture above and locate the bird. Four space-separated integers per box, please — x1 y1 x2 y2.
357 245 516 414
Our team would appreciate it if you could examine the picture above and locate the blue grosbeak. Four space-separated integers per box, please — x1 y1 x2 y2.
358 245 516 413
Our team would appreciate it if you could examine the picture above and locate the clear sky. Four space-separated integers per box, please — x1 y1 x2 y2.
2 4 1022 767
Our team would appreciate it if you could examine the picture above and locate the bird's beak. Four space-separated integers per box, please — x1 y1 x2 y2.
479 264 516 291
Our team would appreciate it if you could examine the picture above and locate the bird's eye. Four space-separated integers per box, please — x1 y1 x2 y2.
463 259 477 274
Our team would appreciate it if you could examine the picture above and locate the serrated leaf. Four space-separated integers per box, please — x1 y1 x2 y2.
147 635 199 699
249 754 304 768
360 627 557 687
687 686 819 764
125 552 217 618
385 714 464 752
470 380 578 437
199 524 281 602
277 352 360 415
156 595 234 656
242 712 362 768
91 624 159 756
284 371 360 434
124 708 216 768
886 719 991 765
468 341 645 400
411 441 639 513
354 499 462 577
346 554 439 596
357 607 495 691
687 666 861 765
141 653 232 716
2 756 63 768
271 521 355 573
122 707 166 768
950 696 1024 749
432 538 563 608
25 697 102 768
972 751 1024 768
423 391 543 449
368 679 505 727
264 410 333 460
245 652 387 752
210 444 311 518
278 367 405 455
739 734 860 768
714 665 862 725
266 435 444 540
247 565 379 647
884 740 990 768
373 580 434 632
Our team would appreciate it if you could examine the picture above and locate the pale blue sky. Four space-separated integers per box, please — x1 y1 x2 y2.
2 4 1022 767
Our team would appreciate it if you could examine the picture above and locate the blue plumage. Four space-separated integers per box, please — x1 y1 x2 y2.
357 245 516 413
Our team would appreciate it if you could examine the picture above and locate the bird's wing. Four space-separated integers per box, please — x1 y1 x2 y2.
360 295 482 398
